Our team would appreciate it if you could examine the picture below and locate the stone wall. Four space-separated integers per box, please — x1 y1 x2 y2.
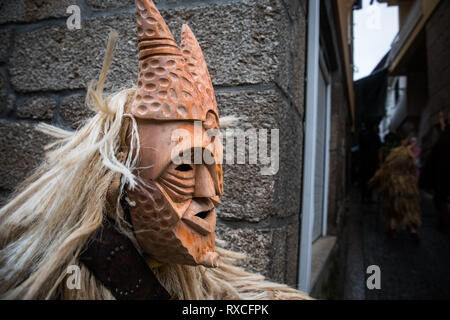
0 0 307 286
420 0 450 155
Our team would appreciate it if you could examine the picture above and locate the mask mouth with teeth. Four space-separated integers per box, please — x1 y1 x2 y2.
125 0 223 268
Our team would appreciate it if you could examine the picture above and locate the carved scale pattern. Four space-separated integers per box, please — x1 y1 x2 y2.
128 183 196 265
131 0 219 122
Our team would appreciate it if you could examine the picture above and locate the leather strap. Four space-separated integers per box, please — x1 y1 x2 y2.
79 218 171 300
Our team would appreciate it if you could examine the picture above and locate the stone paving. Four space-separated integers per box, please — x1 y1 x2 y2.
362 192 450 300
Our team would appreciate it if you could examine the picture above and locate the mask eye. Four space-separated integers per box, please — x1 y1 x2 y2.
176 164 193 172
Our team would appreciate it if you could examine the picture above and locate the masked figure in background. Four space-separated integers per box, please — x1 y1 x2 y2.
0 0 310 300
382 127 401 161
369 137 422 240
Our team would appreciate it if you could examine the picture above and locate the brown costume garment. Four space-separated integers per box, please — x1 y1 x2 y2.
370 146 422 231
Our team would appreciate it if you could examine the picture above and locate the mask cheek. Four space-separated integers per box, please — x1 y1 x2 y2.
127 179 217 266
128 184 178 246
155 183 193 218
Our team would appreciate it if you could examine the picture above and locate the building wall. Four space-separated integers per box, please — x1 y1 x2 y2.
0 0 307 286
316 0 352 237
420 0 450 155
327 77 350 235
335 0 356 131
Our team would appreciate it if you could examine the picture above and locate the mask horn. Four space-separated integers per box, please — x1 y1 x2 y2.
180 24 219 122
136 0 181 59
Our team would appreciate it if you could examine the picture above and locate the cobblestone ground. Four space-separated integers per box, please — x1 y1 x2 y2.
363 192 450 300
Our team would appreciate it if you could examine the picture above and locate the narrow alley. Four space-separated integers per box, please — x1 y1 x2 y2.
344 190 450 300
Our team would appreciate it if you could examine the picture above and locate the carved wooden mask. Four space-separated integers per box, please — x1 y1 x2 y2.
126 0 223 268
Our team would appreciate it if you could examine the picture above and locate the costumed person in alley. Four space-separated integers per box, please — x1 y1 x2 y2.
369 136 422 240
0 0 310 300
382 126 401 161
420 112 450 233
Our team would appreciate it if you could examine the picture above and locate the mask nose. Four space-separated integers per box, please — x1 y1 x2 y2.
193 165 216 198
